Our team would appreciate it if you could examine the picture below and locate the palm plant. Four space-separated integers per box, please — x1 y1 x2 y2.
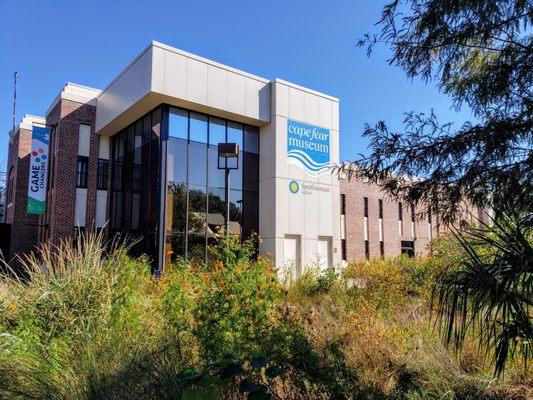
434 212 532 375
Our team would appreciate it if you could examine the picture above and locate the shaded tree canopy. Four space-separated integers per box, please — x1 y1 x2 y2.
339 0 532 224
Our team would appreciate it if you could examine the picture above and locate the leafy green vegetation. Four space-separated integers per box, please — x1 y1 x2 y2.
1 233 530 399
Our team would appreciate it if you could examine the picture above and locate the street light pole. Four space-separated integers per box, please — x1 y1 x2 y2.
225 167 230 234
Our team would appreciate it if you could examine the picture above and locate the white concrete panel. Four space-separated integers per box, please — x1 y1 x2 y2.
318 188 333 235
96 46 153 132
272 82 289 117
227 73 246 116
275 178 290 238
186 58 208 105
95 190 107 227
207 65 227 110
283 235 301 279
288 180 305 234
303 187 319 239
74 188 87 227
161 49 187 99
331 101 339 131
318 96 332 129
303 238 318 271
245 79 262 120
98 136 110 160
274 116 289 179
78 124 91 157
304 93 319 126
317 237 332 271
259 123 276 181
288 88 305 121
259 178 276 239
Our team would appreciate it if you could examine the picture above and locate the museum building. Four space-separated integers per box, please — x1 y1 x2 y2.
4 41 484 275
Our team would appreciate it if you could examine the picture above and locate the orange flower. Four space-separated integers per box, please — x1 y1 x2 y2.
216 260 224 268
218 279 224 287
160 276 167 283
8 303 16 312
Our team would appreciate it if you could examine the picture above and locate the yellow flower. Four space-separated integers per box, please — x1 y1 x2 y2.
8 303 16 312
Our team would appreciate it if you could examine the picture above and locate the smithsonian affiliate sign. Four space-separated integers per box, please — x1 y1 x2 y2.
287 120 330 175
27 126 50 214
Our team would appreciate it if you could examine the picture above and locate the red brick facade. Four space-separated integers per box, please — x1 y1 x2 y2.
41 98 99 248
5 125 40 267
340 178 437 260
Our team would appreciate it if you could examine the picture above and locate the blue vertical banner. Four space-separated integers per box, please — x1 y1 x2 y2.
27 126 50 214
287 120 330 175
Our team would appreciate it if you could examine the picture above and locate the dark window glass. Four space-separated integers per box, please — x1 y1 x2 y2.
244 125 259 154
132 164 141 193
76 156 88 188
380 241 384 258
97 159 108 190
364 197 368 218
365 240 370 259
379 199 383 219
340 194 346 215
398 202 403 221
401 240 415 257
428 210 432 224
341 239 347 261
113 161 123 191
411 204 416 222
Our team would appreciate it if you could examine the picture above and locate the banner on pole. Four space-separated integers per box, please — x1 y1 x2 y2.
27 126 50 215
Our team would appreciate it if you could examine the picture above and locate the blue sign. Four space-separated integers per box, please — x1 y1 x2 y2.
287 120 330 174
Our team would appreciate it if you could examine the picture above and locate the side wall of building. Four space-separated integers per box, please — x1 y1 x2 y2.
5 126 40 265
340 177 437 261
42 98 102 248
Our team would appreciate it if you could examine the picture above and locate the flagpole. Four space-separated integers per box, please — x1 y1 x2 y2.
12 72 18 131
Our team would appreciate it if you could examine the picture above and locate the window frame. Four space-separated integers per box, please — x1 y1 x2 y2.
76 156 89 188
97 159 109 190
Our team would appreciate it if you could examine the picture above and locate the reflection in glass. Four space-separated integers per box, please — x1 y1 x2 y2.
165 107 259 263
109 107 160 262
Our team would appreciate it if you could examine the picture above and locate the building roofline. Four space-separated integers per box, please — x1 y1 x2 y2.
46 82 101 116
96 41 338 103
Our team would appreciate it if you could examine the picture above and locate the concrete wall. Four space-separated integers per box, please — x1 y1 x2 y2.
96 41 271 136
260 79 341 271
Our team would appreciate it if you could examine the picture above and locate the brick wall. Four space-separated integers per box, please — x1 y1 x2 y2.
44 99 98 248
5 127 39 266
340 178 438 261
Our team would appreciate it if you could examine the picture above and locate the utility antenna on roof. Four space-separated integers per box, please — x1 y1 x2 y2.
12 72 18 131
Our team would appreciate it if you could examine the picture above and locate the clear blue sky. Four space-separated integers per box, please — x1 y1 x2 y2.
0 0 473 170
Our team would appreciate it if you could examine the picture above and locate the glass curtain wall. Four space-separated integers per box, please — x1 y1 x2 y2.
110 107 161 262
166 106 259 264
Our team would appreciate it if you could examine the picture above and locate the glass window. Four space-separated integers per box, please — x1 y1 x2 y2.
209 117 226 146
169 108 188 139
97 159 108 190
244 125 259 154
164 107 259 263
76 156 88 188
190 112 208 144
